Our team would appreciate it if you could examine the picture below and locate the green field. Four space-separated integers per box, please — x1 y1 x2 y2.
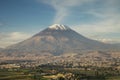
0 67 120 80
0 68 48 80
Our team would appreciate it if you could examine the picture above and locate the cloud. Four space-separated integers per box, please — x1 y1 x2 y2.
95 38 120 44
41 0 95 24
70 0 120 43
0 32 31 48
72 17 120 43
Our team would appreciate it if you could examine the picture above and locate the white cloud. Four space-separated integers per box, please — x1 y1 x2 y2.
94 38 120 44
9 32 30 41
72 17 120 43
70 0 120 43
0 32 31 48
41 0 95 24
73 18 120 33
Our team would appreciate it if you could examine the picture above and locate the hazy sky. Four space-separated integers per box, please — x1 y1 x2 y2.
0 0 120 48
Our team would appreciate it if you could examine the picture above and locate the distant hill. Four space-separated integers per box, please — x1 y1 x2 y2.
0 48 3 51
114 43 120 47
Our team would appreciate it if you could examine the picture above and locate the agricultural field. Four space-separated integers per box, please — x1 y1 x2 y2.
0 65 120 80
0 68 48 80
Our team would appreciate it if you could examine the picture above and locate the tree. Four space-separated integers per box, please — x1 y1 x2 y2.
58 77 65 80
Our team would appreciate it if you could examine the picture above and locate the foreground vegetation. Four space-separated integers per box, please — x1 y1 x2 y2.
0 64 120 80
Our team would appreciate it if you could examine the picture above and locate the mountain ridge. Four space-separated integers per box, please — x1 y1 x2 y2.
1 24 120 56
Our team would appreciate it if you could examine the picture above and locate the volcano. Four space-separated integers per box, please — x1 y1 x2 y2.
5 24 113 56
